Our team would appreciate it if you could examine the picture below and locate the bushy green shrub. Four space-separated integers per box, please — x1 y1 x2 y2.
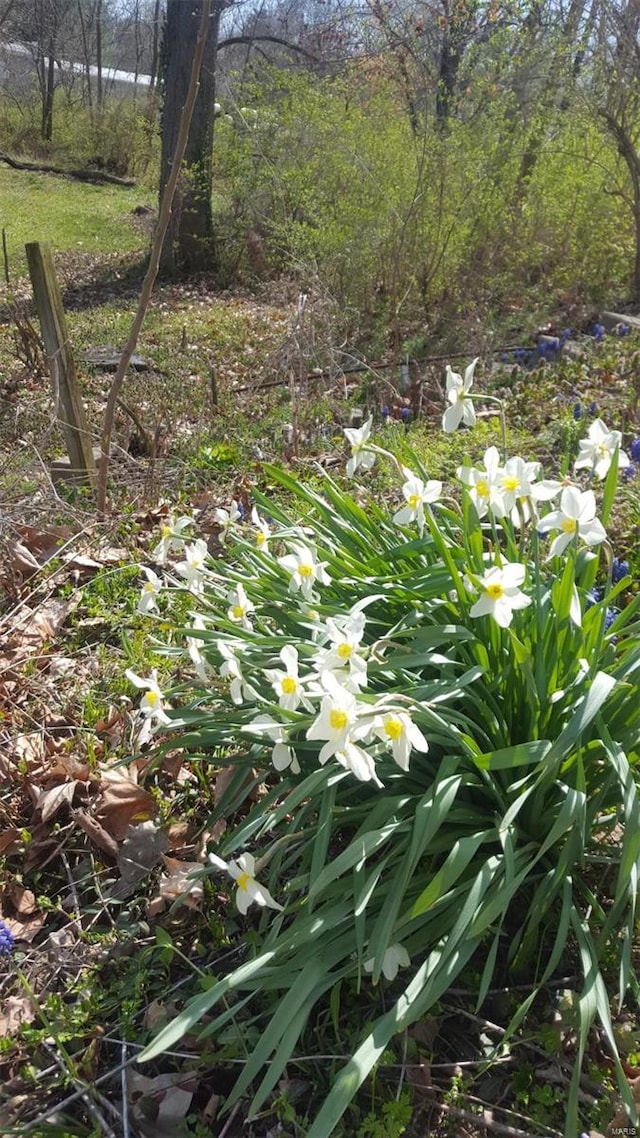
130 370 640 1135
214 66 631 336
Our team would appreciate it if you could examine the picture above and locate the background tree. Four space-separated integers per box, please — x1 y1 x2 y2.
159 0 229 273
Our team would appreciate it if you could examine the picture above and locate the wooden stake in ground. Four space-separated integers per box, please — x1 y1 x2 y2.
97 0 214 513
25 241 97 491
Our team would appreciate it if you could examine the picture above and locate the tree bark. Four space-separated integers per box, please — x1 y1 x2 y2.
600 109 640 302
43 46 55 141
159 0 226 274
149 0 161 91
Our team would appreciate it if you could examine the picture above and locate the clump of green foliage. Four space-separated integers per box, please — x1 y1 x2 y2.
128 393 640 1136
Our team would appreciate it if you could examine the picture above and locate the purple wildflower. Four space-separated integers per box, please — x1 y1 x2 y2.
612 557 629 584
0 920 14 957
604 608 618 631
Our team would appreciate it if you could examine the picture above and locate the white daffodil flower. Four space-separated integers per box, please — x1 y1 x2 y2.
246 713 301 773
152 515 193 564
217 640 255 704
176 539 209 595
442 358 478 433
574 418 630 480
334 740 383 786
370 707 429 771
186 615 209 682
215 500 242 544
457 446 505 517
125 668 171 725
364 942 411 982
306 671 366 765
537 486 607 559
265 644 312 711
278 545 331 599
137 566 162 615
468 563 532 628
344 416 376 478
227 583 254 630
251 507 271 550
209 851 284 914
393 468 442 535
314 612 368 690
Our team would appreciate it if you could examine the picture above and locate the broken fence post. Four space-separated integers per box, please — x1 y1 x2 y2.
25 240 97 491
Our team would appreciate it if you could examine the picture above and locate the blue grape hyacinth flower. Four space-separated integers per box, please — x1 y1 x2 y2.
630 438 640 463
612 557 630 584
0 919 15 957
604 608 618 631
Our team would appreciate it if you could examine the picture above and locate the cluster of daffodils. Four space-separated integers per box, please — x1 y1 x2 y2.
125 368 629 927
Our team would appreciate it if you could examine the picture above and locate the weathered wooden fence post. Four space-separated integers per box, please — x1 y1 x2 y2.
25 241 97 491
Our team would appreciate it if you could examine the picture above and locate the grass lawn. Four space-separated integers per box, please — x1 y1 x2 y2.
0 166 153 280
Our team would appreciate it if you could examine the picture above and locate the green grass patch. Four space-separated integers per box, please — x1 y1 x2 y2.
0 168 152 279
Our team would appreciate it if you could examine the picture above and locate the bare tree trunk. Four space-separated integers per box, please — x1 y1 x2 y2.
77 0 94 124
96 0 103 114
0 0 15 32
43 46 55 141
149 0 161 91
159 0 226 274
600 110 640 302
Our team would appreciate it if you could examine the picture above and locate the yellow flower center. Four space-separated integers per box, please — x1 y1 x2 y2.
232 605 245 619
384 717 404 740
503 475 519 492
330 709 349 731
561 518 577 534
256 532 266 547
299 564 314 578
282 676 297 694
486 583 504 600
337 643 353 659
597 444 609 457
144 582 155 593
408 494 421 510
161 524 172 538
146 690 159 706
236 872 251 892
476 479 489 497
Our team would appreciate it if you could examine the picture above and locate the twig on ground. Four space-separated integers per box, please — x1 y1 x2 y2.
121 1040 131 1138
217 1100 242 1138
18 1052 141 1135
40 1041 119 1138
437 1100 550 1138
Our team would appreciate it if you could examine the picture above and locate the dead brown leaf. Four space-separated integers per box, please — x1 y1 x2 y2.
3 884 37 916
6 542 41 580
0 996 37 1037
0 910 46 942
94 772 158 840
148 856 204 916
38 780 80 823
13 732 46 768
0 828 22 856
128 1071 198 1138
73 809 119 858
